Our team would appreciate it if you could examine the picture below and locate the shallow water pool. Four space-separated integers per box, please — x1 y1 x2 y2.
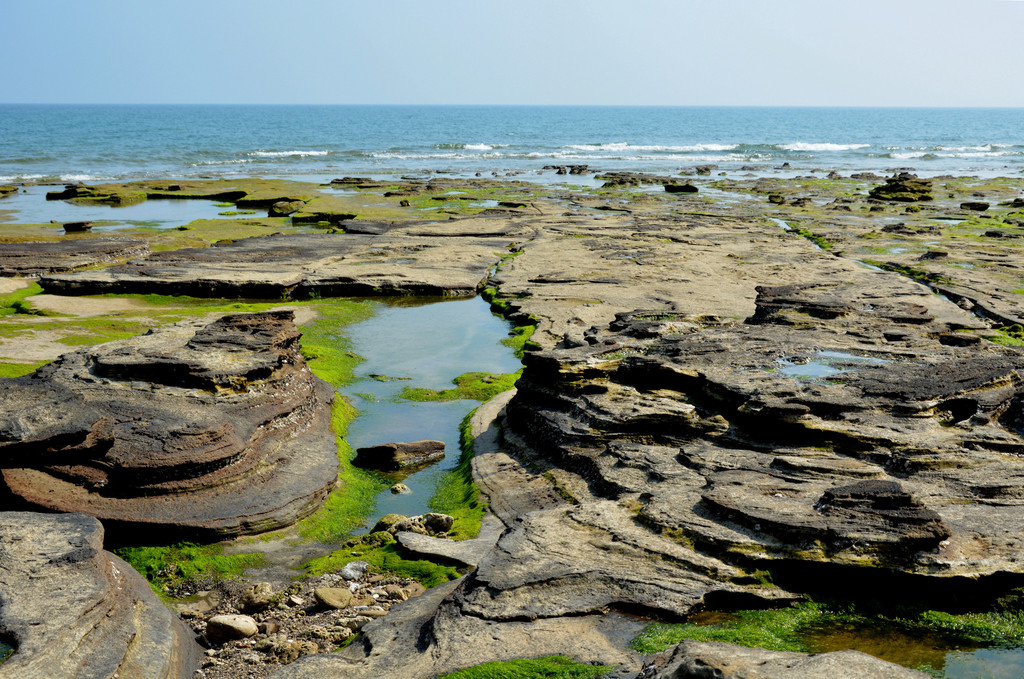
0 189 233 229
339 296 522 524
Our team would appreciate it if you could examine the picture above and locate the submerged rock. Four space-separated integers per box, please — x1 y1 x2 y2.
651 640 930 678
0 511 200 679
0 310 338 538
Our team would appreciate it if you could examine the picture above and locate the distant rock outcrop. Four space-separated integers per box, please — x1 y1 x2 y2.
868 172 934 202
0 511 200 679
0 310 338 538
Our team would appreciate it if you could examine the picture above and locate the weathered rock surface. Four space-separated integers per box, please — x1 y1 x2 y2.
40 232 519 298
0 237 148 276
0 310 338 538
868 172 934 202
0 511 200 679
650 640 929 678
503 279 1024 577
353 439 445 470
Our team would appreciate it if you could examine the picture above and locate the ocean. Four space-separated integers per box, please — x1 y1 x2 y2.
1 105 1024 184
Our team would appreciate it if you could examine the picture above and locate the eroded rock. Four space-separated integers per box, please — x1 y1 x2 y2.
353 440 445 470
0 237 148 276
0 511 200 679
0 310 338 538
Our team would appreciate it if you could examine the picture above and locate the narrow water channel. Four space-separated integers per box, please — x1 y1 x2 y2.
340 296 522 523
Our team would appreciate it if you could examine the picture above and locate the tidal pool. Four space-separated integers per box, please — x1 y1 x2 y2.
339 296 522 524
802 621 1024 678
776 350 887 381
0 189 233 229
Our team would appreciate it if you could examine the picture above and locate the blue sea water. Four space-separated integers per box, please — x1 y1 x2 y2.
2 105 1024 184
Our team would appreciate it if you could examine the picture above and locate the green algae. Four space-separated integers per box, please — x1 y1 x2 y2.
0 361 47 378
303 533 460 588
427 410 488 540
398 371 520 403
435 656 614 679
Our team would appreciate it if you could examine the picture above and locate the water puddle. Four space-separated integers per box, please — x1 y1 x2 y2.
340 296 522 524
854 259 885 271
0 190 234 229
770 217 794 231
802 621 1024 678
776 350 887 380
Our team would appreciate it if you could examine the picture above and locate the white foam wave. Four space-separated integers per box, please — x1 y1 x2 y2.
780 143 870 152
192 159 254 166
565 142 738 153
464 144 494 151
247 150 330 158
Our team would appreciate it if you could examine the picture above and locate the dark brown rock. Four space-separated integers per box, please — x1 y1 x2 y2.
960 201 989 211
0 511 200 679
353 440 445 470
62 220 93 232
665 183 699 194
0 310 338 538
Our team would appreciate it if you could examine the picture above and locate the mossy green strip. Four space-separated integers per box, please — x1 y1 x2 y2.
435 655 614 679
113 542 266 595
304 531 460 588
0 282 44 316
428 410 487 540
399 371 520 402
0 361 48 378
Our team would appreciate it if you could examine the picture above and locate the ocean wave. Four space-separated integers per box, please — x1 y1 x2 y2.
890 150 1020 161
779 142 871 152
191 159 254 166
565 142 739 153
246 150 330 158
432 143 507 151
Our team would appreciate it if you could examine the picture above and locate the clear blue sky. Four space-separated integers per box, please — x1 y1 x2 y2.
5 0 1024 106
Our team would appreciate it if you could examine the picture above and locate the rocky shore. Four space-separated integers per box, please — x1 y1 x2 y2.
2 171 1024 677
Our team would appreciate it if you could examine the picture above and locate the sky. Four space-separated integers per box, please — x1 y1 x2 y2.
4 0 1024 107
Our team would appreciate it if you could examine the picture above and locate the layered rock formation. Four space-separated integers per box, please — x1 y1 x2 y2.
40 231 523 298
0 238 148 276
0 310 338 538
0 511 200 679
503 281 1024 578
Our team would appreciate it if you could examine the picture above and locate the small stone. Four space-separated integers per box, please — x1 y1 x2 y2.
384 584 408 601
339 616 374 631
339 560 370 581
390 483 410 494
286 594 304 607
258 620 281 635
206 614 259 643
239 582 276 612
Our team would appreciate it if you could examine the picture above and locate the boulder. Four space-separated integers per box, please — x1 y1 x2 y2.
354 440 446 470
313 587 354 610
0 310 339 538
239 582 278 612
61 221 93 232
664 183 699 194
206 614 259 643
339 560 370 581
269 199 307 217
0 511 200 678
960 201 989 211
651 640 930 678
0 184 17 198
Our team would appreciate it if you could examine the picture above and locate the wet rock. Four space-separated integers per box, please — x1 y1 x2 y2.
354 440 446 470
0 310 338 538
868 172 933 202
269 199 307 217
390 482 411 494
0 184 18 198
960 201 989 211
206 614 259 643
0 237 148 276
652 640 930 678
61 220 93 232
664 182 699 194
0 511 200 678
388 512 455 536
